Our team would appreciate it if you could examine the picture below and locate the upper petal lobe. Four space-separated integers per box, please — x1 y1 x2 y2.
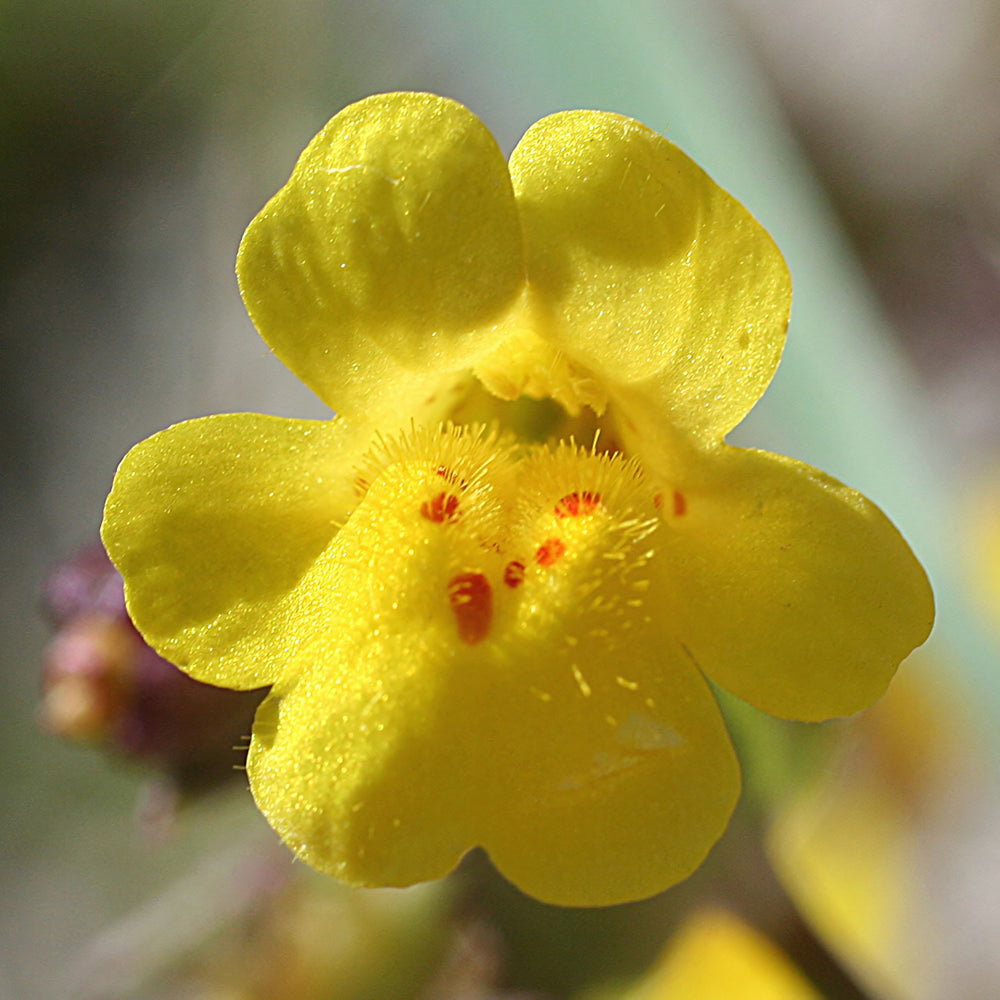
509 110 790 442
238 92 526 426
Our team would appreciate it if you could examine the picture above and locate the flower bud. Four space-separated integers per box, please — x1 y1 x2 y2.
40 543 266 793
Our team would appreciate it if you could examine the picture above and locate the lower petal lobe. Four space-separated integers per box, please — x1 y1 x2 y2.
480 632 740 907
246 439 741 905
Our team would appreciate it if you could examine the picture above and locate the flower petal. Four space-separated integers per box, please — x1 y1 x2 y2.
647 445 934 720
247 644 480 891
480 635 740 907
101 413 369 689
253 622 739 906
237 92 525 425
245 442 506 888
247 429 740 905
478 442 739 904
508 111 790 441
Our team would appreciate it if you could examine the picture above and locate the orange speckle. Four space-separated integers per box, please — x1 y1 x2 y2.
354 476 370 497
554 491 600 518
447 572 492 644
672 490 687 517
653 492 664 510
536 538 566 567
421 492 461 523
504 561 526 588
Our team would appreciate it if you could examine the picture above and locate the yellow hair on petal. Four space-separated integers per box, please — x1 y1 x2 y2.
502 443 661 663
512 437 657 536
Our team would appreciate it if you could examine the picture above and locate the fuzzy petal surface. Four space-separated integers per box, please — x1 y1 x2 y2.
246 450 502 890
101 413 368 688
647 445 935 720
247 431 740 906
237 92 525 426
508 110 790 442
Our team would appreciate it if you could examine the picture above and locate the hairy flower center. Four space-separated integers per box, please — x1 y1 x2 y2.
341 423 661 651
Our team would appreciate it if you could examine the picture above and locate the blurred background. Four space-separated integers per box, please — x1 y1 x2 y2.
3 1 1000 997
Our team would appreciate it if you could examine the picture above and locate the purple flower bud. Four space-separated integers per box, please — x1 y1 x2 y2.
40 543 266 794
41 542 128 625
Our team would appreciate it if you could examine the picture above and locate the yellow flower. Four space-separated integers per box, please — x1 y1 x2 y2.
102 92 933 907
627 908 822 1000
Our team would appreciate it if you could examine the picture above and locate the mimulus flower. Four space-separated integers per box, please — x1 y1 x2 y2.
102 92 933 906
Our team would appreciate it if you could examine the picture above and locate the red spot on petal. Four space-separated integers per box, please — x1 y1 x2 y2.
672 490 687 517
653 492 664 510
421 492 461 523
354 476 370 497
554 490 601 518
535 538 566 567
447 572 492 644
503 561 526 588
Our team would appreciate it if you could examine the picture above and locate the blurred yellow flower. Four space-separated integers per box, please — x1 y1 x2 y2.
627 908 821 1000
102 92 933 906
